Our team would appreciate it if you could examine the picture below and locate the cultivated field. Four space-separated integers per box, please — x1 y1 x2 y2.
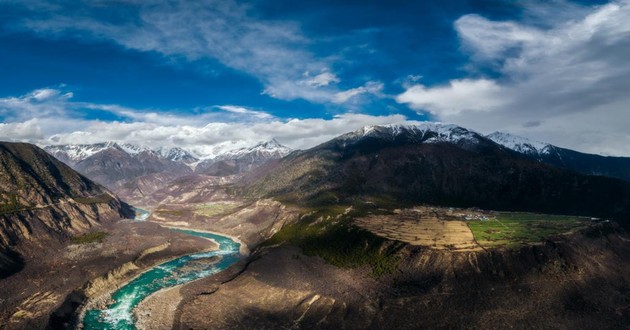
355 206 592 251
354 207 483 251
194 201 240 217
468 212 591 249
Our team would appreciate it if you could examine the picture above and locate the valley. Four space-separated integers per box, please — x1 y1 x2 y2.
2 123 630 329
0 219 212 329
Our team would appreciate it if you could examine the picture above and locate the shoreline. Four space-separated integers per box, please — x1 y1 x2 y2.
132 254 222 329
75 238 219 328
160 225 251 256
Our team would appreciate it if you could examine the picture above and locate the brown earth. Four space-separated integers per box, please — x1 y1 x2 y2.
173 222 630 329
149 198 299 248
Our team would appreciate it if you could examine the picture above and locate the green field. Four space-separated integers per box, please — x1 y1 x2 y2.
467 212 589 249
194 202 240 217
154 209 188 217
71 231 109 244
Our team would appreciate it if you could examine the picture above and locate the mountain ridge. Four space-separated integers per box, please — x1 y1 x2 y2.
241 123 630 223
487 131 630 182
0 142 133 278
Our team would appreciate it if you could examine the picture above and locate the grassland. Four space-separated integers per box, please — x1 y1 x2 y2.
0 193 25 215
194 202 240 217
265 203 404 277
154 209 189 217
70 231 109 244
467 212 590 249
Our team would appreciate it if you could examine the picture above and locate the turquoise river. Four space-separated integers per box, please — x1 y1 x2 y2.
81 209 242 329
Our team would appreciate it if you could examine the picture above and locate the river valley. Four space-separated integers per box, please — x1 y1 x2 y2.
81 210 242 329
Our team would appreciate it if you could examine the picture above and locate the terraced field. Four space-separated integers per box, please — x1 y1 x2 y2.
354 207 483 251
194 201 240 217
355 207 592 251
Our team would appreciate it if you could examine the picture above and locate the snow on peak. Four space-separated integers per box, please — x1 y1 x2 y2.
118 143 151 155
44 139 291 165
155 147 198 163
217 139 292 160
486 132 552 155
44 141 120 162
339 122 481 145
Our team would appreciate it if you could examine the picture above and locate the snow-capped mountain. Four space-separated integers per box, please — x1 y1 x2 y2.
154 147 199 164
44 139 291 166
43 139 292 176
44 142 119 164
331 123 484 150
215 139 292 161
41 139 292 202
486 132 554 156
486 131 630 182
45 142 202 164
321 123 630 183
195 139 293 175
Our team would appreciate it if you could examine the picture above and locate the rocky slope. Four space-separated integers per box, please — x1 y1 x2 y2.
72 146 193 188
488 131 630 182
44 140 292 206
0 142 133 278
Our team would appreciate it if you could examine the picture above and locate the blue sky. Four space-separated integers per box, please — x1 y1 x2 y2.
1 0 629 155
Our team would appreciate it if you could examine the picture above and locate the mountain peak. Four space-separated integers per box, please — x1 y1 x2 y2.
44 141 123 163
155 146 199 163
219 139 292 160
335 122 482 147
486 132 552 155
251 138 291 152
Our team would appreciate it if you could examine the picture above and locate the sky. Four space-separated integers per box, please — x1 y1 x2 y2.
1 0 629 156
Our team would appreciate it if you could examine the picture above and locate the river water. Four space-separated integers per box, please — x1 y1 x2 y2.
81 210 241 329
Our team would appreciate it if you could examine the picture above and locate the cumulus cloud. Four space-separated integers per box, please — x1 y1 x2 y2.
397 0 630 155
397 79 504 116
0 87 414 155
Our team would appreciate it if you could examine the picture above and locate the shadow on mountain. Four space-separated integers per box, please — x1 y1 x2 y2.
178 223 630 329
0 247 24 279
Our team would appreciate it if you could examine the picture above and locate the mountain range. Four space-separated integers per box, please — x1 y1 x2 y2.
43 139 292 203
243 123 630 222
487 131 630 182
3 122 630 328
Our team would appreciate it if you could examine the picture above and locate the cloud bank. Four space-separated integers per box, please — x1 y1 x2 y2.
0 87 414 155
397 0 630 156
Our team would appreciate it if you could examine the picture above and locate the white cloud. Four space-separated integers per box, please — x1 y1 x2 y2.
8 1 382 104
300 71 340 87
397 0 630 156
0 87 414 155
215 105 273 119
334 81 384 103
396 79 504 116
455 14 540 61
